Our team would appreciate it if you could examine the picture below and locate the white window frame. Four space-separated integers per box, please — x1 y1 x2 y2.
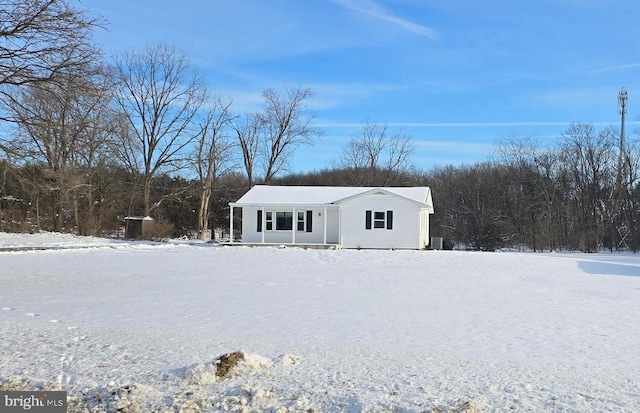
297 210 306 231
265 211 273 231
265 211 294 231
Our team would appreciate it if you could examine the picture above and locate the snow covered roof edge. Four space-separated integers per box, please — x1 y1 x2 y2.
230 185 432 207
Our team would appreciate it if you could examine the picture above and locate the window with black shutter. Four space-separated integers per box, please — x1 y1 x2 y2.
365 210 394 230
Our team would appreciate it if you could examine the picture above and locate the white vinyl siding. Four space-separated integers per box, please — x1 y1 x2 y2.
325 208 340 244
340 191 422 249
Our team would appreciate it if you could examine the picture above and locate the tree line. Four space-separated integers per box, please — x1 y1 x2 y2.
0 0 638 252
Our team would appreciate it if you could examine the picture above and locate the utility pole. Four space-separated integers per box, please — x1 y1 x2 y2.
619 87 628 162
616 87 629 250
616 88 628 195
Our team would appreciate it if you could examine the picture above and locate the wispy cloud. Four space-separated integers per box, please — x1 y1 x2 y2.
212 90 265 114
213 81 409 114
316 121 639 129
306 81 413 110
215 80 418 114
411 140 497 167
413 139 496 153
527 87 623 108
330 0 438 39
588 62 640 74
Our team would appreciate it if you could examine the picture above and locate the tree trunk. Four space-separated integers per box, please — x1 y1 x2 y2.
86 178 95 236
143 176 152 216
52 191 63 231
73 191 80 234
197 178 212 240
35 196 41 232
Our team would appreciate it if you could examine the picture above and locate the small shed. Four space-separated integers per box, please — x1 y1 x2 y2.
124 216 154 239
229 185 434 250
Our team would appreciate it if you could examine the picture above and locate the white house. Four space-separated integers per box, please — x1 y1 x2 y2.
228 185 434 250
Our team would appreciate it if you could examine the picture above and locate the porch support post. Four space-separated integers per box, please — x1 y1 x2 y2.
339 206 342 246
292 207 296 244
323 206 327 244
229 205 234 243
261 207 265 243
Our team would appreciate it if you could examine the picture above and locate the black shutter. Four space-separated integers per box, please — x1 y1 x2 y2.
306 210 313 232
386 210 393 229
365 210 372 229
257 210 262 232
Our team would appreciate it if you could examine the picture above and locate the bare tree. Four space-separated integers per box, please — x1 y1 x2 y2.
69 70 121 236
531 149 565 251
113 44 207 216
620 139 640 250
5 66 116 232
231 112 262 187
260 87 320 184
338 122 414 186
192 97 235 240
494 135 544 250
0 0 102 118
428 162 512 251
559 123 617 252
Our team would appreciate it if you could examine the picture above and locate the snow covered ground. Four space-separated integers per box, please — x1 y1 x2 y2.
1 233 640 412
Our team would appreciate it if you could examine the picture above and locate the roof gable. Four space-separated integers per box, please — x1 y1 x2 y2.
232 185 432 207
332 187 431 207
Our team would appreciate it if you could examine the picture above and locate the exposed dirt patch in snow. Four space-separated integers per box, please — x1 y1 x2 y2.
216 351 247 379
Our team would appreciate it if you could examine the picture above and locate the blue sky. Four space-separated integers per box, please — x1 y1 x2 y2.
91 0 640 173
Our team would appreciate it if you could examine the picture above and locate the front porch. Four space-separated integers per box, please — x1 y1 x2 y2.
220 241 341 249
228 203 341 245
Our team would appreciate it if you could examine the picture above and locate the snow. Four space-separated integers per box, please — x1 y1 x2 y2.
0 232 127 250
1 233 640 411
